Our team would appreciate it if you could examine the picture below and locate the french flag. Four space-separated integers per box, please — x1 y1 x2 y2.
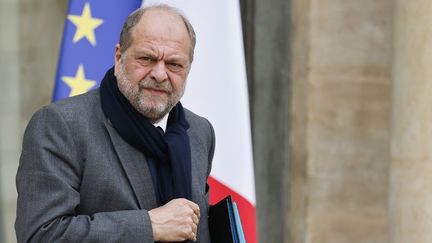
142 1 258 243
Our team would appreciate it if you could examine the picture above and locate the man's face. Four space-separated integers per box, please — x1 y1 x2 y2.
114 9 192 122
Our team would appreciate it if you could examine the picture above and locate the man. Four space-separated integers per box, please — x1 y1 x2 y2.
15 5 215 243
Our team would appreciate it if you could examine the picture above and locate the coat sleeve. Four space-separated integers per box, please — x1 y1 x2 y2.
15 106 154 243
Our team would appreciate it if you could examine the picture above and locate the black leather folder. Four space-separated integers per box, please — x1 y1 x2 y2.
209 196 239 243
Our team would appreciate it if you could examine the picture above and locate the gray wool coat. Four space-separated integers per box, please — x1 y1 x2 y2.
15 89 215 243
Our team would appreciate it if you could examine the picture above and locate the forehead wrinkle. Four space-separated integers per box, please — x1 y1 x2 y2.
133 32 189 49
130 9 191 55
136 11 189 41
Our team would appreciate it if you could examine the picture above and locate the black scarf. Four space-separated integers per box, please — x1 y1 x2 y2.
100 67 192 206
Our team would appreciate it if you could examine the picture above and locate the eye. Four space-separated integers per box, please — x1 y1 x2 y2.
138 56 155 65
167 62 185 72
169 62 181 67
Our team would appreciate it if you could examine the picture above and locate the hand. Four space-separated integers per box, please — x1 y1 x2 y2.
148 198 200 242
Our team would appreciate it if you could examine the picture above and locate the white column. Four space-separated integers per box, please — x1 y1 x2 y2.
0 1 20 242
390 1 432 242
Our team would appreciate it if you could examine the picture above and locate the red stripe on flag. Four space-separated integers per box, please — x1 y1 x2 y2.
208 176 258 243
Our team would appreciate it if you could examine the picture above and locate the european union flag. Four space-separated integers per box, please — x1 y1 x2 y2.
53 0 142 102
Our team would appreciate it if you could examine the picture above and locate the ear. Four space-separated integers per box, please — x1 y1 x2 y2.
114 44 122 76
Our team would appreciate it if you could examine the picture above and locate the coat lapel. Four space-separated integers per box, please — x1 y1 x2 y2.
103 120 158 210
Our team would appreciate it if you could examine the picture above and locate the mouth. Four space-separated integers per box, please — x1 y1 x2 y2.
142 87 169 96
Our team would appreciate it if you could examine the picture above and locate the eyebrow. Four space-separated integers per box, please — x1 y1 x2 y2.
133 46 189 61
134 48 156 56
137 51 188 62
166 56 188 63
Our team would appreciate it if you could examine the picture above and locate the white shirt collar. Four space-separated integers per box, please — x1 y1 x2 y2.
153 113 169 132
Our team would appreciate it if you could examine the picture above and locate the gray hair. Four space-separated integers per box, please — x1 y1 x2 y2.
119 4 196 62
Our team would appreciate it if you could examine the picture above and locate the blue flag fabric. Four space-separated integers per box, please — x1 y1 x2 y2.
53 0 142 102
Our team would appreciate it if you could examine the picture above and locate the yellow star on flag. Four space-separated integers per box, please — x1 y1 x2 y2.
67 2 104 46
62 64 96 97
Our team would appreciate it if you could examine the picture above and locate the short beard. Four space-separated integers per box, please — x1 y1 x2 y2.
116 61 185 122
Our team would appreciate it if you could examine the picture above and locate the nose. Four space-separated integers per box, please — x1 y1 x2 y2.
150 61 168 82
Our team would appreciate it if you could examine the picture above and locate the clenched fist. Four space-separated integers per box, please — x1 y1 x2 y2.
149 198 200 242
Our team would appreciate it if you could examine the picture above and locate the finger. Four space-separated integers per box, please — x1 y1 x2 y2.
195 207 200 219
192 213 199 225
192 222 198 234
192 232 197 242
184 200 200 219
188 231 196 241
182 199 199 211
191 205 200 219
